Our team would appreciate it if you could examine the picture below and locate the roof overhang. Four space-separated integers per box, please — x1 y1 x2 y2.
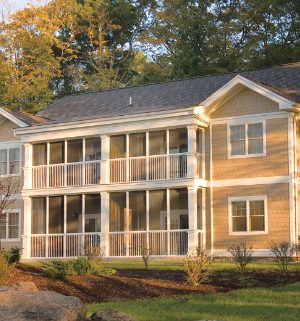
0 108 27 127
201 75 299 114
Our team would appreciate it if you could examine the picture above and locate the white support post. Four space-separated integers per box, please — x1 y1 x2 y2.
188 186 198 254
22 197 31 259
23 143 32 189
100 192 109 257
100 135 109 184
187 125 197 179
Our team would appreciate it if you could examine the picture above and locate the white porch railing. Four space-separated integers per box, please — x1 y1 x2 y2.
110 153 201 183
29 230 204 258
109 230 191 257
32 160 101 189
30 233 101 258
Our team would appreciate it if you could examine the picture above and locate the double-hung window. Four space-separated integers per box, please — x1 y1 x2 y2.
0 146 21 176
229 122 264 157
0 210 20 240
229 196 267 234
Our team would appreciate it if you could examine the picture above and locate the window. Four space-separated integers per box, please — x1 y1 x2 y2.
229 196 267 234
229 122 264 157
0 211 20 240
0 147 21 176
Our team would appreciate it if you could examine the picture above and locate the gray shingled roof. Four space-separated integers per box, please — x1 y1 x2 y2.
36 62 300 125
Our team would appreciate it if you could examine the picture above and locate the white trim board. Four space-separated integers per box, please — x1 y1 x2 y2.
212 249 275 257
202 75 295 114
0 108 27 128
212 176 290 187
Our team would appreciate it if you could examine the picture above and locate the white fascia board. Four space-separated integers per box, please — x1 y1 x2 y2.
15 107 196 140
202 75 294 113
0 108 27 127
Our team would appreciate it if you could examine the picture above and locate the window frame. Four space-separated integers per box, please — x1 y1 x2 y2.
0 209 21 241
227 120 266 159
0 142 21 177
228 195 268 235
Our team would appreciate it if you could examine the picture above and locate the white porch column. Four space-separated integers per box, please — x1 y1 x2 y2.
187 186 198 253
23 143 32 189
187 125 197 178
22 196 31 259
100 191 109 257
100 135 109 184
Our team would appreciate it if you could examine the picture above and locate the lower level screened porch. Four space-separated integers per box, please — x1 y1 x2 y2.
25 188 206 259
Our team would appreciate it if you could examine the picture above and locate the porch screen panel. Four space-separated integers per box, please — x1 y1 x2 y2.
33 143 47 166
49 196 64 233
85 194 101 232
197 189 202 230
149 190 167 230
196 128 203 154
170 188 188 230
67 140 83 163
109 192 126 231
66 195 82 233
128 191 146 231
85 137 101 161
110 135 126 159
129 133 146 157
50 141 65 164
32 197 46 234
169 128 188 154
149 131 166 155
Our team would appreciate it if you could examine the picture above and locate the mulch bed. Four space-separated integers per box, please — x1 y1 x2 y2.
5 264 300 304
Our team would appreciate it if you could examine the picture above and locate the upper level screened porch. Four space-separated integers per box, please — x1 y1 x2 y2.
28 126 205 189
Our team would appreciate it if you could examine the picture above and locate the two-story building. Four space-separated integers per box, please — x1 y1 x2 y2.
1 62 300 259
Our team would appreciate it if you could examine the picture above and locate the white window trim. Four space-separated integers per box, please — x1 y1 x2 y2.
227 120 266 159
0 141 22 177
228 195 268 235
0 209 21 242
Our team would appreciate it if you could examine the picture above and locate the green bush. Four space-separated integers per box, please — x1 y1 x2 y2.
270 241 295 272
2 247 22 265
228 242 254 272
89 259 116 277
42 260 76 279
0 252 12 285
72 257 92 275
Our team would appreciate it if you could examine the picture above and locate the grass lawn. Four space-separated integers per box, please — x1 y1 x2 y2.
105 259 300 271
88 281 300 321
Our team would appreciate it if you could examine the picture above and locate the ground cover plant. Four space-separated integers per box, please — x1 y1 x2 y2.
87 282 300 321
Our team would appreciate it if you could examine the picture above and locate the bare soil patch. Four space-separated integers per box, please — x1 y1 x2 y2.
4 264 300 304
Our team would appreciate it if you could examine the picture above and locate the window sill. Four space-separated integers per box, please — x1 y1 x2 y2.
0 238 21 242
229 231 268 236
228 153 266 159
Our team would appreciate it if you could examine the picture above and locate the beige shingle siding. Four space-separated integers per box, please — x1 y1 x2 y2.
210 88 280 118
211 117 289 180
0 120 18 142
212 183 290 250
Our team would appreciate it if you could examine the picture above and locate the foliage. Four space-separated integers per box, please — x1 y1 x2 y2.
72 257 92 276
0 252 12 285
183 248 212 286
228 242 254 272
270 241 296 272
42 260 76 279
2 246 22 265
81 244 104 261
89 259 116 277
141 246 151 270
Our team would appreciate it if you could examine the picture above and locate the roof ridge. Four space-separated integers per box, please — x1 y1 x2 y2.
45 61 300 103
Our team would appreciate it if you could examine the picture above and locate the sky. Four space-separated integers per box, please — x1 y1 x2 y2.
5 0 44 12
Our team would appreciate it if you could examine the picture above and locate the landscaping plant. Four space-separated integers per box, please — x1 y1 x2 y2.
270 241 295 272
42 260 76 279
0 252 12 285
228 242 253 272
2 246 22 265
184 247 212 286
141 247 152 270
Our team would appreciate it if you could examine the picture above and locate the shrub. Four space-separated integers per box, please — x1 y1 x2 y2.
81 245 104 261
228 242 254 272
72 257 92 276
270 241 295 272
42 260 76 279
0 252 12 285
89 259 116 277
184 248 212 286
3 247 22 265
141 247 151 270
